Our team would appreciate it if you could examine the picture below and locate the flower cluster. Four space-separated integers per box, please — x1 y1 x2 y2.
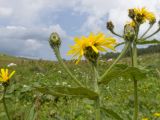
68 32 116 64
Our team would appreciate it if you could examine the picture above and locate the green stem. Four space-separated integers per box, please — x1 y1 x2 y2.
144 28 160 40
140 24 153 39
92 64 101 120
99 42 130 82
132 31 138 120
54 47 84 87
111 31 123 38
2 86 11 120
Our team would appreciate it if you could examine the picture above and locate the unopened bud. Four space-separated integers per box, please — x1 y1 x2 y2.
128 9 135 20
123 24 135 41
49 32 61 49
106 21 114 32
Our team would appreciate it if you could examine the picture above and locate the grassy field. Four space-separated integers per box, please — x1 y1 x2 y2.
0 53 160 120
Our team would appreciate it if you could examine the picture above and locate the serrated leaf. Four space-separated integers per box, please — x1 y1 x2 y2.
137 39 160 45
101 107 123 120
35 86 99 100
99 64 147 85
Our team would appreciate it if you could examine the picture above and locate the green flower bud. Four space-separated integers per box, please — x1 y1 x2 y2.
106 21 114 32
84 46 99 65
128 9 135 20
123 24 136 41
49 32 61 49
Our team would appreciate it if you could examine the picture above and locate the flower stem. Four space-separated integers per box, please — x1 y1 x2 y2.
111 31 123 38
54 47 84 87
99 42 130 82
144 28 160 40
2 86 11 120
132 41 138 120
140 24 153 39
92 64 101 120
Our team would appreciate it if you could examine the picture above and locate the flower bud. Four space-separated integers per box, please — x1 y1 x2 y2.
106 21 114 32
123 24 136 41
128 9 135 20
84 46 99 65
49 32 61 49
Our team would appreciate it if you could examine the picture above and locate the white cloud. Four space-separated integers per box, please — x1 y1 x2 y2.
25 39 42 51
0 7 12 17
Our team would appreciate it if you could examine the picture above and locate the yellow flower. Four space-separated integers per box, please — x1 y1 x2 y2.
153 112 160 117
0 68 15 83
68 32 116 64
126 21 136 27
142 117 149 120
133 7 155 24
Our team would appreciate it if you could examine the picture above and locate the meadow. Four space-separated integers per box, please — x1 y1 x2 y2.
0 52 159 120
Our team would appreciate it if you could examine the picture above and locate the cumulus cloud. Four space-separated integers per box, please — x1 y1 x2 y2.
0 0 160 59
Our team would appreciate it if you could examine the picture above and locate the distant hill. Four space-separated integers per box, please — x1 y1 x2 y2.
101 44 160 59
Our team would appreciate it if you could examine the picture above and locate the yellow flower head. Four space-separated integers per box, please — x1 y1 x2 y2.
68 32 116 64
153 112 160 117
142 117 149 120
126 21 136 28
0 68 15 83
133 7 156 24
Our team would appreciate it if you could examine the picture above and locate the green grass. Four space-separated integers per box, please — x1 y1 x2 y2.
0 53 160 120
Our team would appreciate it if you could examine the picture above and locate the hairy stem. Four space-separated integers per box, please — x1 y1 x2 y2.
144 28 160 40
111 31 123 38
132 41 138 120
54 47 84 87
2 86 11 120
93 64 101 120
140 24 153 39
99 42 130 82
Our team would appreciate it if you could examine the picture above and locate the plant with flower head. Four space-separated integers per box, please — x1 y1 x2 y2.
106 7 160 120
0 68 15 120
0 69 15 84
34 6 160 120
47 32 118 120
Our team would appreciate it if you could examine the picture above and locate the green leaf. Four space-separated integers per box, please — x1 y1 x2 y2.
25 105 37 120
35 86 99 100
101 107 123 120
99 64 147 85
99 64 128 84
137 39 160 45
115 42 125 48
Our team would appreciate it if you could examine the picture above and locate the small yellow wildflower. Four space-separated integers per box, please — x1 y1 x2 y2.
133 7 155 24
142 117 149 120
68 32 116 64
153 112 160 117
0 68 15 83
126 21 136 27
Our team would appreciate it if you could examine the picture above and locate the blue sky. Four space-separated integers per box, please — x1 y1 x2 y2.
0 0 160 60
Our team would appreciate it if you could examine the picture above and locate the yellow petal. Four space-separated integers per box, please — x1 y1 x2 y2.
1 69 5 76
91 45 98 53
9 71 15 79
